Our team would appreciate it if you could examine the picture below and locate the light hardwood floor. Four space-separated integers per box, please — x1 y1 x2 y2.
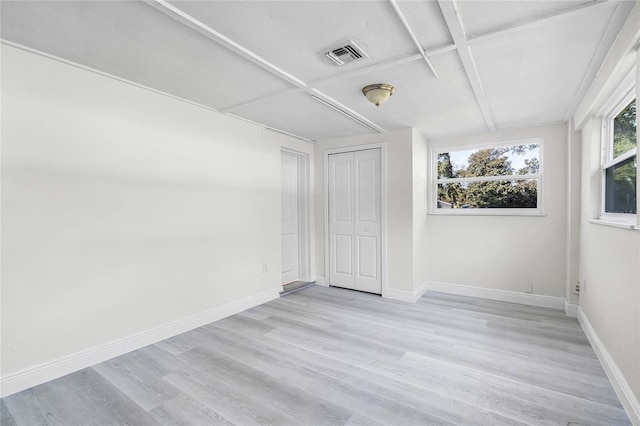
1 286 631 425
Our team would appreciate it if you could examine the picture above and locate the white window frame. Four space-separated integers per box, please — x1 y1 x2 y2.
429 138 544 216
600 89 636 223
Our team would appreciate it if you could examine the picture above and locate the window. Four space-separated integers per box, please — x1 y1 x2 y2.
602 98 636 217
433 139 542 214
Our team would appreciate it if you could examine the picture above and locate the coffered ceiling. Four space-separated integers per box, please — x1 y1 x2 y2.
1 0 635 141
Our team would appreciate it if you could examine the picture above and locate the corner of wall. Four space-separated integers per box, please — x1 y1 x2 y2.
578 307 640 424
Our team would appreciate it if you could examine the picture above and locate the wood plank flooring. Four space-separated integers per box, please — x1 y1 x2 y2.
1 286 631 425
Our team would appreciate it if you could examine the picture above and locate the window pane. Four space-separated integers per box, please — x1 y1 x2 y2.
437 144 539 179
613 99 636 158
604 155 637 214
437 179 538 209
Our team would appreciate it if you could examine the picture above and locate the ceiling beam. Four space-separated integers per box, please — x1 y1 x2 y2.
144 0 307 89
388 0 439 78
438 0 496 131
145 0 385 136
563 2 626 121
574 1 640 129
467 0 610 46
223 42 459 114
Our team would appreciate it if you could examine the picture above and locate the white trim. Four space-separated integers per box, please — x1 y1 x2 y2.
1 41 315 144
323 143 388 297
577 307 640 425
148 1 385 136
436 174 540 184
0 287 281 398
574 1 640 130
281 149 311 284
383 282 429 304
468 0 611 47
564 299 578 318
426 281 566 310
430 209 546 217
388 0 439 78
310 96 383 133
588 218 637 230
438 0 496 131
429 137 544 215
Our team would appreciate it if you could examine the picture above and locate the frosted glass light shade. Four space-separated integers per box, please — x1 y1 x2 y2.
362 84 395 107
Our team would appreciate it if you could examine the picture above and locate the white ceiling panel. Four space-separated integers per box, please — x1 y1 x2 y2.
0 1 291 109
471 4 617 128
166 0 418 82
457 0 592 36
231 92 375 141
1 0 635 141
393 1 454 50
314 52 488 139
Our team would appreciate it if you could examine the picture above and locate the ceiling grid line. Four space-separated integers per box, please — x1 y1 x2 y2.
3 0 631 141
146 0 386 136
388 0 440 79
438 0 497 132
225 52 425 114
467 0 610 46
563 2 625 121
145 0 308 89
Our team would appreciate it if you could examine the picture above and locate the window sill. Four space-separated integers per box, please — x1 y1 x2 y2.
588 219 638 230
429 210 546 217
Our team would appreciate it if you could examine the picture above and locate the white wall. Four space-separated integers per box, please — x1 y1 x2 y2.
1 45 313 382
578 117 640 406
565 121 581 306
412 130 429 289
571 4 640 416
426 123 569 298
314 128 425 294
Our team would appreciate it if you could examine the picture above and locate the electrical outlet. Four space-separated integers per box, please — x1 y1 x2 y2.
572 282 580 294
525 282 533 294
262 264 269 274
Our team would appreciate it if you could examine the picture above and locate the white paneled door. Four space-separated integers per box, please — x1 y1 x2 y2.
281 152 300 284
329 148 381 294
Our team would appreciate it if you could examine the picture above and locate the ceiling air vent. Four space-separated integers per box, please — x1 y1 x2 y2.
322 39 368 66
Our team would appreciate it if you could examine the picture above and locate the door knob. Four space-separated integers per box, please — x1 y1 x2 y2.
364 227 369 231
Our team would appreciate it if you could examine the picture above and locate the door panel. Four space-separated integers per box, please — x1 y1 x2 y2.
334 235 353 275
281 153 299 284
357 235 377 279
356 156 377 223
334 161 353 222
329 148 381 294
329 152 355 288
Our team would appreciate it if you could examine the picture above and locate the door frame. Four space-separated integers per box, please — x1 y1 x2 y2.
323 143 388 297
281 148 311 283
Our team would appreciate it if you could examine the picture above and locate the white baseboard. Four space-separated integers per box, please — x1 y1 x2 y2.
383 282 428 303
0 286 281 398
426 281 566 310
564 299 578 318
577 307 640 425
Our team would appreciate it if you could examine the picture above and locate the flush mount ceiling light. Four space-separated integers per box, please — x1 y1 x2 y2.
362 84 395 107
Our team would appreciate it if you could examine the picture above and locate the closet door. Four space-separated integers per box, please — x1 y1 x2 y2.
328 148 381 294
